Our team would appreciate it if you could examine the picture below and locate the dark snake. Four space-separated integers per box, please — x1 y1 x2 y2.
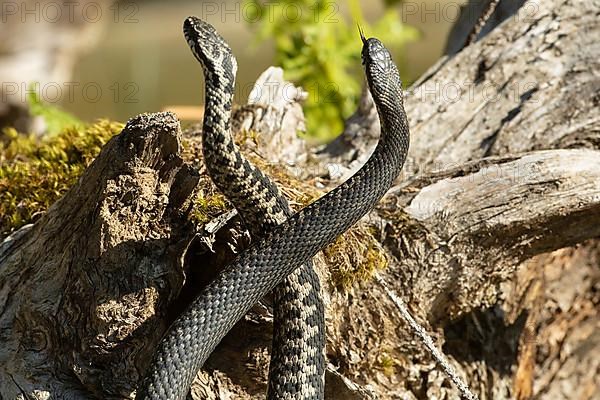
136 17 410 400
184 16 326 399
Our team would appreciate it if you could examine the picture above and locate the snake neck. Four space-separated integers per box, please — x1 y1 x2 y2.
202 72 236 154
377 94 409 148
201 72 290 236
368 68 410 167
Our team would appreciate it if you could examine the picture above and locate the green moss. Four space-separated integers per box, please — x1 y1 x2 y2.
323 225 389 290
378 352 397 377
0 120 123 237
234 129 259 147
0 122 231 239
190 194 228 225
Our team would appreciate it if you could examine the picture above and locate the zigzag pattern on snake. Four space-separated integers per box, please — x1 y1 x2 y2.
136 17 410 400
184 17 325 399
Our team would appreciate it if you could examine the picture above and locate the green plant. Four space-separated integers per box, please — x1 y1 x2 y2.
27 83 83 135
0 120 122 237
245 0 418 141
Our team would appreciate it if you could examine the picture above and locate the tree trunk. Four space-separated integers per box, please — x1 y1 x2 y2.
1 0 598 399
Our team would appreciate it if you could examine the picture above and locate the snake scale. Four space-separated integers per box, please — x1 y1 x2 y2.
136 17 410 400
184 16 326 399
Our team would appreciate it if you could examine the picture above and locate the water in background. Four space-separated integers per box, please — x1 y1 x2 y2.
68 0 463 127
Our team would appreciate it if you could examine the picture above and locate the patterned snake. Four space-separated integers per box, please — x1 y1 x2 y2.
136 17 410 400
184 16 326 399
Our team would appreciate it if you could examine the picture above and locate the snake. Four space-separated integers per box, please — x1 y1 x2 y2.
183 16 326 399
136 17 410 400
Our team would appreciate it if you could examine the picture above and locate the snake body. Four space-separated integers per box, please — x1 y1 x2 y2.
184 17 325 399
136 17 410 400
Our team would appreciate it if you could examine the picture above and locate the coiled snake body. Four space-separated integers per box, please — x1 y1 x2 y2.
137 17 410 400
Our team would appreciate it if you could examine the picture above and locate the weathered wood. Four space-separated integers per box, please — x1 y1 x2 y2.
445 0 527 55
322 152 600 399
317 0 600 398
386 149 600 319
0 112 198 398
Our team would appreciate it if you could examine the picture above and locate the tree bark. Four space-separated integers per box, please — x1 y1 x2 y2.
1 0 599 399
320 0 600 398
0 113 198 398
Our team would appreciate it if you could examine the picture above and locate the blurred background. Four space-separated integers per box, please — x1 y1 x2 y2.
0 0 466 141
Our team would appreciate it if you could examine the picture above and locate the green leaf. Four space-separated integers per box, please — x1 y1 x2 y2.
244 0 417 142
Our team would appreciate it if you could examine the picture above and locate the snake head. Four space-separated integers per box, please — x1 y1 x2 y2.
361 37 402 101
361 37 393 73
183 16 238 79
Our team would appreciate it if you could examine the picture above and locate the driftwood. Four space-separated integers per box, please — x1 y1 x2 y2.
0 113 200 398
1 0 599 399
